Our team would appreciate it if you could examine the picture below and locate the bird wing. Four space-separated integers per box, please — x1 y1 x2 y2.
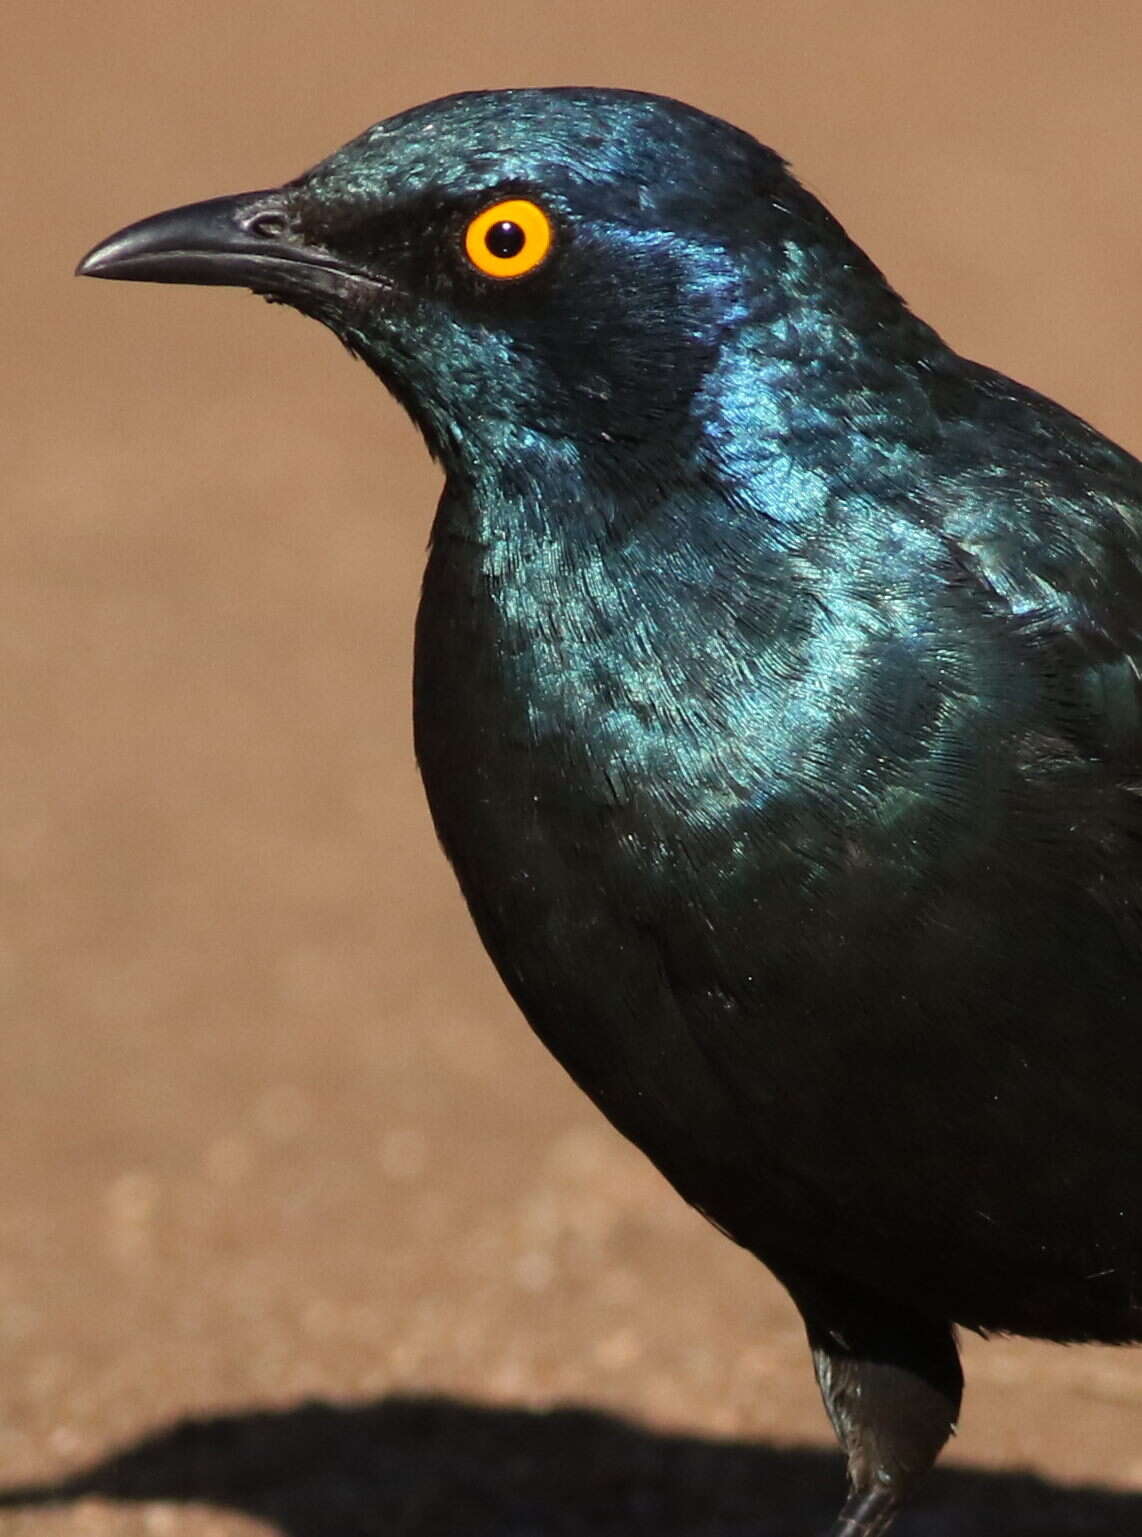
935 360 1142 773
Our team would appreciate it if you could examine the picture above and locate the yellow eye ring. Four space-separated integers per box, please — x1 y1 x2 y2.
464 198 553 280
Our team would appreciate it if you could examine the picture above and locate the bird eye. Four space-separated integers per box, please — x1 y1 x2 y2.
464 198 553 280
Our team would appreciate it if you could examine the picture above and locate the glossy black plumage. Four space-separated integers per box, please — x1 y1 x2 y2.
79 89 1142 1537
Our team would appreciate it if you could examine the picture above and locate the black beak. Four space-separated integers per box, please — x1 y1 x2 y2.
76 190 371 305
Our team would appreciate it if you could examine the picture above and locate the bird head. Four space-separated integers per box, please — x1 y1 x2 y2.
79 88 927 494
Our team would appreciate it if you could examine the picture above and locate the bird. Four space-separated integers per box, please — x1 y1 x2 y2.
78 88 1142 1537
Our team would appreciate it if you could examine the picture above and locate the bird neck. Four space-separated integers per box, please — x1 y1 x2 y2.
427 325 946 572
422 419 818 684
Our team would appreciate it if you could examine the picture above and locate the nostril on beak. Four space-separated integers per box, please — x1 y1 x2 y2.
244 211 289 240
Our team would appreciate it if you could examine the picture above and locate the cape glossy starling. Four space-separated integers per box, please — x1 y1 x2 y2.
79 89 1142 1537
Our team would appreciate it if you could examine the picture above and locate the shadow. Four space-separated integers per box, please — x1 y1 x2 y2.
0 1394 1137 1536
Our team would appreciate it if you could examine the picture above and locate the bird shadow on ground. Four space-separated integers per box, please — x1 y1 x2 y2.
0 1393 1137 1536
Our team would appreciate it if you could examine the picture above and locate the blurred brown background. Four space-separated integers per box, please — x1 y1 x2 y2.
3 3 1141 1533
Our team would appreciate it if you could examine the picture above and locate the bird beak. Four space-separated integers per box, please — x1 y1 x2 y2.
76 190 369 305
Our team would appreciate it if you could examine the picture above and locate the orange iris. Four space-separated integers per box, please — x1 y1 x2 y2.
464 198 554 279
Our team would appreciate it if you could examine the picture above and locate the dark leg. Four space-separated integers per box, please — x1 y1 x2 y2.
777 1267 962 1537
829 1487 902 1537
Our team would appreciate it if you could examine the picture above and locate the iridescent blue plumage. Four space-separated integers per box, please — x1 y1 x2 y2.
79 88 1142 1537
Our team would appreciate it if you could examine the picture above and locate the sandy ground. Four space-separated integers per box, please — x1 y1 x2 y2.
4 4 1141 1533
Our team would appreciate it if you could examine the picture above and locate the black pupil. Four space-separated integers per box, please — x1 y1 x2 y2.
485 220 526 259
